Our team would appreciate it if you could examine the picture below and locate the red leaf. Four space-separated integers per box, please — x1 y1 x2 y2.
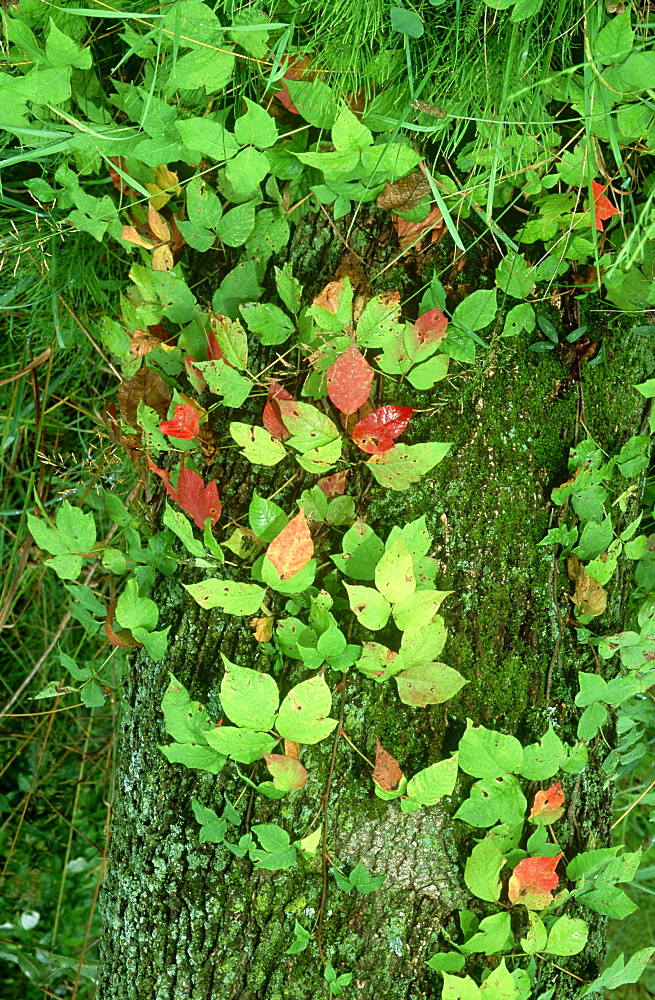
262 380 294 440
414 308 449 341
327 344 374 415
148 456 221 530
159 403 200 440
508 854 562 910
267 508 314 580
352 405 414 454
591 180 621 232
393 205 444 251
528 781 565 825
317 470 348 498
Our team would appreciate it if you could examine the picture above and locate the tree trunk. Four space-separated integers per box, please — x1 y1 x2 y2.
97 214 651 1000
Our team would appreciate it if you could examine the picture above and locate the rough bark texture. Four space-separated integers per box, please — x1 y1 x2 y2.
97 212 652 1000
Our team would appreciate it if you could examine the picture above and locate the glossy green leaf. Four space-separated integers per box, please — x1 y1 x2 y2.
545 915 589 956
344 583 391 630
458 720 524 778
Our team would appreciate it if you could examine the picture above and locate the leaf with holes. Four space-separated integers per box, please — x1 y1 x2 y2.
277 399 340 453
267 510 314 580
528 781 565 825
262 753 308 791
344 583 391 630
352 405 414 454
367 442 451 490
327 344 374 415
230 423 287 466
508 854 562 910
465 838 506 902
275 674 337 744
159 403 200 439
183 579 265 616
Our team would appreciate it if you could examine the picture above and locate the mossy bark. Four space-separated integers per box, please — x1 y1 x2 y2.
97 217 652 1000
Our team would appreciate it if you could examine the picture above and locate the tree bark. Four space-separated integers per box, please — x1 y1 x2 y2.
97 214 651 1000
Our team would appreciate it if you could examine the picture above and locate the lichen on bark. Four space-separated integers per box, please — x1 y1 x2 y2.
97 213 652 1000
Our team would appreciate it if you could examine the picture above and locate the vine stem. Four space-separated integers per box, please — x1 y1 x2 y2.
316 673 349 964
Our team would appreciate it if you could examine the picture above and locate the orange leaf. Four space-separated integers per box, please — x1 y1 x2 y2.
528 781 565 825
313 278 345 314
267 508 314 580
591 180 621 232
327 344 374 415
508 854 562 910
104 600 143 648
393 204 444 251
372 739 404 792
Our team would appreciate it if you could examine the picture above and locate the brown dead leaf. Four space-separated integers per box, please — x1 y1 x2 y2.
129 329 162 358
313 278 345 314
372 739 404 792
118 368 171 428
377 172 432 213
567 554 607 617
284 740 301 760
251 615 273 642
393 205 444 251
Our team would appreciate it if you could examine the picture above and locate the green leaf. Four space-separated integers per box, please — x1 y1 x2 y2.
234 98 279 148
115 577 158 632
458 720 524 778
355 642 405 682
274 263 302 314
160 743 226 774
452 289 497 333
332 105 372 153
425 953 467 974
545 915 589 956
282 402 340 453
162 503 206 558
367 442 452 490
579 948 655 996
502 303 535 337
240 302 294 345
395 662 467 706
406 754 459 805
284 79 338 128
46 18 92 69
249 492 288 543
81 680 106 708
194 361 252 407
464 838 506 902
191 800 227 843
217 200 256 247
261 556 317 594
635 378 655 398
27 511 70 556
399 619 448 662
176 117 239 162
393 590 450 631
348 860 386 894
161 673 212 744
406 353 450 390
390 6 424 36
230 423 287 465
220 656 279 730
285 920 312 954
344 583 391 630
454 775 527 827
495 252 535 299
295 438 342 474
594 12 634 65
133 626 170 662
442 973 480 1000
204 726 277 764
331 519 384 580
375 535 415 603
183 578 265 615
460 912 513 956
519 726 566 780
57 499 96 552
225 146 270 195
520 913 548 955
275 673 337 744
577 701 608 741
